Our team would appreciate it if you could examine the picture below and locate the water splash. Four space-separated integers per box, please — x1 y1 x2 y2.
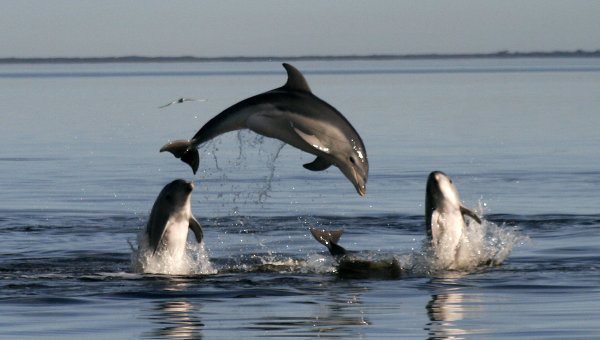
131 231 216 275
198 130 286 212
299 208 528 278
406 212 528 276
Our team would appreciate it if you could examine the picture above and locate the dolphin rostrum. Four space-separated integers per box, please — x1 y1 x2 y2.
146 179 203 259
160 63 369 195
425 171 482 269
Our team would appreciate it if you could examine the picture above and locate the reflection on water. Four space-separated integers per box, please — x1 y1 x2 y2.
425 277 483 339
145 300 203 339
248 286 370 337
426 293 467 339
143 279 204 339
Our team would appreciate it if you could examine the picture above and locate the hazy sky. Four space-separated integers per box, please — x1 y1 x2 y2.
2 1 599 58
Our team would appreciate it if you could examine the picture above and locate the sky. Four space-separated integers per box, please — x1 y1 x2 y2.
1 1 599 58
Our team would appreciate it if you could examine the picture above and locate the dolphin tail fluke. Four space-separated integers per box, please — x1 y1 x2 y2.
160 140 199 174
309 228 347 257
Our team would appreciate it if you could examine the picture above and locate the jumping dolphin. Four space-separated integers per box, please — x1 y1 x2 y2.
146 179 203 259
425 171 482 269
310 228 404 278
160 63 368 195
159 97 207 108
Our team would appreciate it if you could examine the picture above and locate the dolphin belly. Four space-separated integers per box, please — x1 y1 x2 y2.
161 218 189 259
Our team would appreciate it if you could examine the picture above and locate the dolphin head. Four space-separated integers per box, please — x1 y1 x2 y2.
157 179 195 211
146 179 197 254
335 139 368 196
426 171 461 210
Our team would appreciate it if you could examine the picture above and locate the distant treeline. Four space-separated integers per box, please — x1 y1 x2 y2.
2 50 600 64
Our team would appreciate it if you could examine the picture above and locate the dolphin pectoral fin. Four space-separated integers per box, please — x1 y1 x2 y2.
150 216 172 255
188 216 203 244
303 156 332 171
160 140 200 174
146 208 171 254
428 210 441 245
460 206 482 224
292 126 330 154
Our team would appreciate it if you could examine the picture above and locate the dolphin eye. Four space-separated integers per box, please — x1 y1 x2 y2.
349 156 356 165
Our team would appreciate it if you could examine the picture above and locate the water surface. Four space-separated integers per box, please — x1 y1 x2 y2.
1 58 599 338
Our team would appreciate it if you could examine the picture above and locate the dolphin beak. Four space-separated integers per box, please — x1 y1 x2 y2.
189 182 194 190
352 168 366 196
357 186 366 196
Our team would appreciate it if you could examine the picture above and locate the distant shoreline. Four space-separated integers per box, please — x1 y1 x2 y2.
1 50 599 64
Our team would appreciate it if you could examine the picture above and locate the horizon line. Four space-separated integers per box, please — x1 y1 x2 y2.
2 49 600 64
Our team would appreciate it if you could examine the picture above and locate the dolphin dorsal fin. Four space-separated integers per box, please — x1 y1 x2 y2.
282 63 311 93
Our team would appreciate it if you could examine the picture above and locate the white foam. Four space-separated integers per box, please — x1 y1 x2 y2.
131 231 217 275
304 253 337 274
405 214 528 276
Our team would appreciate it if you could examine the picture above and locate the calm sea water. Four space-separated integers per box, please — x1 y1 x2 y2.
1 58 599 339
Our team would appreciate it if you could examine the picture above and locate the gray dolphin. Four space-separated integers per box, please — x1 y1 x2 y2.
160 63 369 196
425 171 481 268
146 179 203 257
310 228 403 279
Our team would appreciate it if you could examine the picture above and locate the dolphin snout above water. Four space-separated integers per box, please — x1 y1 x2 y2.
145 179 203 258
160 63 369 196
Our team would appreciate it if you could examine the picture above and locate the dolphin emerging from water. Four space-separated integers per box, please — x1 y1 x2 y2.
425 171 482 269
160 63 369 195
146 179 203 259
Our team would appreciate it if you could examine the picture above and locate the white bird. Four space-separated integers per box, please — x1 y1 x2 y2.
159 97 207 108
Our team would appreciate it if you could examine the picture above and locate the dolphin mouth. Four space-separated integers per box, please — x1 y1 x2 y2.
352 169 366 196
357 186 366 196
